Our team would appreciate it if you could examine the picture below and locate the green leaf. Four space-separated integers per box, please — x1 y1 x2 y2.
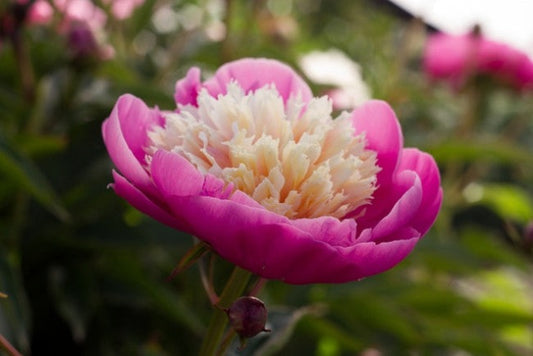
103 251 205 336
16 134 67 157
0 134 69 221
168 241 210 280
481 184 533 223
427 138 533 168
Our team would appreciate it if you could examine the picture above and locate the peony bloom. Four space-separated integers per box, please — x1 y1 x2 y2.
102 58 442 284
423 31 533 90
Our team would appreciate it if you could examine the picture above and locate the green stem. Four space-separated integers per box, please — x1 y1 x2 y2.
10 24 36 104
199 266 252 356
220 0 235 62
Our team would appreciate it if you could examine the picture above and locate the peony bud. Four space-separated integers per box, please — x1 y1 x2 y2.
66 22 98 57
226 296 269 339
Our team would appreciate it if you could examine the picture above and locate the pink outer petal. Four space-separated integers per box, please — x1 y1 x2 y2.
150 150 234 199
371 171 422 242
111 170 188 231
291 216 357 247
204 58 313 103
357 149 441 241
175 58 313 107
397 148 443 235
160 193 420 284
174 67 202 106
150 150 204 196
102 94 161 199
350 100 403 185
147 149 425 283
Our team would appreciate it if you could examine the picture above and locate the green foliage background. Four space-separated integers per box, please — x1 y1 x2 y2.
1 0 532 355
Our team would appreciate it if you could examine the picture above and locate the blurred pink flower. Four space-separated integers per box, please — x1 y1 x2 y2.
15 0 142 59
55 0 107 31
24 0 54 25
102 58 442 284
423 32 533 90
49 0 111 59
102 0 145 20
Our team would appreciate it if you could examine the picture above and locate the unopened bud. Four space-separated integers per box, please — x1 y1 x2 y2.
67 22 99 57
226 296 269 339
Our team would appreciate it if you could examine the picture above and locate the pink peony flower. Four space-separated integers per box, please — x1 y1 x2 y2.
102 58 442 284
423 32 533 90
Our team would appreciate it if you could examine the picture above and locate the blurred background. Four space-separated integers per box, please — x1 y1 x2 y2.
0 0 532 355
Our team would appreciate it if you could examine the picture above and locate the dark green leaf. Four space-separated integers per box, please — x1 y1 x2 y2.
0 134 69 221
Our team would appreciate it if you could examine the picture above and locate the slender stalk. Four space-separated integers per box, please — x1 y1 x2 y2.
216 329 237 356
0 334 23 356
199 255 220 305
220 0 234 62
457 82 481 138
248 277 267 297
198 266 252 356
10 25 36 104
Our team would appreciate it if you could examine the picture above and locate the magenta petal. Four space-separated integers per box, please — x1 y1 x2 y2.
174 67 202 106
292 216 357 247
111 171 187 231
398 148 443 235
102 95 160 199
118 94 163 162
202 58 313 103
150 150 204 197
335 228 420 280
151 150 234 199
161 195 292 278
159 193 420 283
282 228 418 283
230 190 266 209
350 100 403 185
202 174 233 199
371 171 422 242
280 226 419 283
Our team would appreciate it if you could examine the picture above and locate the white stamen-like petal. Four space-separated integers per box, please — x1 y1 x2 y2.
148 81 380 219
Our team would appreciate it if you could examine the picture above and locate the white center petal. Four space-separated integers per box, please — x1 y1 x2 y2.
148 82 380 219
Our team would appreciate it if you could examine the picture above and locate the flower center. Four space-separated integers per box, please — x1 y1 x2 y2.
148 82 380 219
